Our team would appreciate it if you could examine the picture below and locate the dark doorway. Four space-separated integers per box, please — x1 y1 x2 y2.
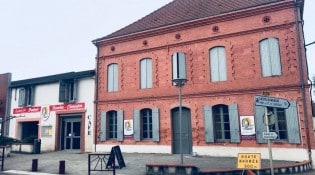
60 115 81 150
20 121 38 141
171 107 192 154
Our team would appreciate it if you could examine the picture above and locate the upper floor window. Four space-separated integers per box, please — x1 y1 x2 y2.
59 79 77 103
209 46 227 82
255 101 300 144
140 58 152 89
107 63 118 92
204 104 240 143
259 37 282 77
18 86 34 107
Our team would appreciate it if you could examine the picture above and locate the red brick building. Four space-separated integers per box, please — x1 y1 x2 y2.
93 0 315 163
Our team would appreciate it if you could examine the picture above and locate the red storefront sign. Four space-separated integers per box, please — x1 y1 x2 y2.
49 102 85 111
13 106 41 114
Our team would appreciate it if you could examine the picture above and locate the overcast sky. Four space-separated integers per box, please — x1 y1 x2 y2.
0 0 314 81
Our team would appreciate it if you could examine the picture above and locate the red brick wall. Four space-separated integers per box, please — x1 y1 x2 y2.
96 5 315 150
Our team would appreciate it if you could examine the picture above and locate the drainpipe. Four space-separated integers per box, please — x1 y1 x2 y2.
294 0 312 163
93 42 100 152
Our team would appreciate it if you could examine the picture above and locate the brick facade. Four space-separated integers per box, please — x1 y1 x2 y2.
94 0 315 162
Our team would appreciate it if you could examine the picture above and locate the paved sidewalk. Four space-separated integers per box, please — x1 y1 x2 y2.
1 151 315 175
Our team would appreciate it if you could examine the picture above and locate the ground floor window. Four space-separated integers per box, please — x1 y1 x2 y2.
19 121 38 143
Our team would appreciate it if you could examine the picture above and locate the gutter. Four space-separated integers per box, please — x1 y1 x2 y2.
94 43 100 152
294 0 312 163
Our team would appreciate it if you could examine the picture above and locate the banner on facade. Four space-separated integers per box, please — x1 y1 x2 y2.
49 102 85 111
124 119 133 136
240 116 256 140
13 106 41 114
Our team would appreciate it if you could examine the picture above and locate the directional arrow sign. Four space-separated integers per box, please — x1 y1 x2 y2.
263 132 278 140
254 95 290 109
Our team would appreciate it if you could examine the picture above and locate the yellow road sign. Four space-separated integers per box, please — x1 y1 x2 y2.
237 153 261 170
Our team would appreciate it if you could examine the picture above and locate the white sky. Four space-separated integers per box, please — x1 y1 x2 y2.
0 0 314 81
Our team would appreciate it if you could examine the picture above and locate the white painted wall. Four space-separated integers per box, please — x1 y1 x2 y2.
8 76 95 153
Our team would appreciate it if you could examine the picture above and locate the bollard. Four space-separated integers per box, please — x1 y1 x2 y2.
59 160 65 174
32 159 38 172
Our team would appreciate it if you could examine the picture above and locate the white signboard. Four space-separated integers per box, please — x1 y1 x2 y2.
255 96 290 109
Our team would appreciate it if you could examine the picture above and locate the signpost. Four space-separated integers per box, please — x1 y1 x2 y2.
237 153 261 170
254 95 290 175
255 95 290 109
263 132 277 140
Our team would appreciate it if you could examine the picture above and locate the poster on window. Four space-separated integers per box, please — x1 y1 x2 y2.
124 120 133 137
240 116 256 140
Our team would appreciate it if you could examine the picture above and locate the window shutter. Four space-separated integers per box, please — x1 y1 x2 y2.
59 80 67 102
229 104 240 143
210 48 219 82
152 108 160 142
18 88 26 107
73 79 78 102
140 59 147 89
218 47 227 81
286 101 301 144
100 111 107 141
133 109 141 141
147 59 152 88
269 38 282 76
260 39 272 77
113 64 118 91
203 105 214 143
29 86 35 106
117 110 124 141
255 106 268 143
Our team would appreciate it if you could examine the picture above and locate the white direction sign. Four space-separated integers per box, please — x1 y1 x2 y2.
254 95 290 109
263 132 278 140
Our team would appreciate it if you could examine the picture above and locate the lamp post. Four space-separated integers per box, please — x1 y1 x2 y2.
172 78 187 164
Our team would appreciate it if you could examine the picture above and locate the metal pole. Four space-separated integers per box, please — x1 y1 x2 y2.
265 107 274 175
179 84 183 164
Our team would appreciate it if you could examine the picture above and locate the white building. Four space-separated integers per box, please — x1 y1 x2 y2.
6 70 95 153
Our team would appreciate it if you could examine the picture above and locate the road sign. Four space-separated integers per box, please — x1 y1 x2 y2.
254 95 290 109
263 132 278 140
237 153 261 170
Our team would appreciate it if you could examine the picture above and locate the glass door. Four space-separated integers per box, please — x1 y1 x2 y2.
64 119 81 149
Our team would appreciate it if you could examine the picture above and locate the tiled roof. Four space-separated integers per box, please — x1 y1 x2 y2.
10 70 95 88
94 0 283 42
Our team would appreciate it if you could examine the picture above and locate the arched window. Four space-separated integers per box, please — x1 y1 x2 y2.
203 104 240 143
209 46 227 82
259 38 282 77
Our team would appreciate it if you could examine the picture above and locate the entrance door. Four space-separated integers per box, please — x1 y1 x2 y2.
172 107 192 154
63 118 81 150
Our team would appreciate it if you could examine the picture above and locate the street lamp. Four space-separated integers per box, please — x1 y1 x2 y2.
172 78 187 164
172 52 187 164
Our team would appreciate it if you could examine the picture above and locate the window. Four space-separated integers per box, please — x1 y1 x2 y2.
107 63 118 92
141 109 153 139
204 104 240 143
18 86 34 107
108 111 117 139
100 110 123 141
213 105 230 141
140 58 152 89
133 108 159 141
209 46 227 82
255 101 300 144
59 79 77 103
259 38 282 77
